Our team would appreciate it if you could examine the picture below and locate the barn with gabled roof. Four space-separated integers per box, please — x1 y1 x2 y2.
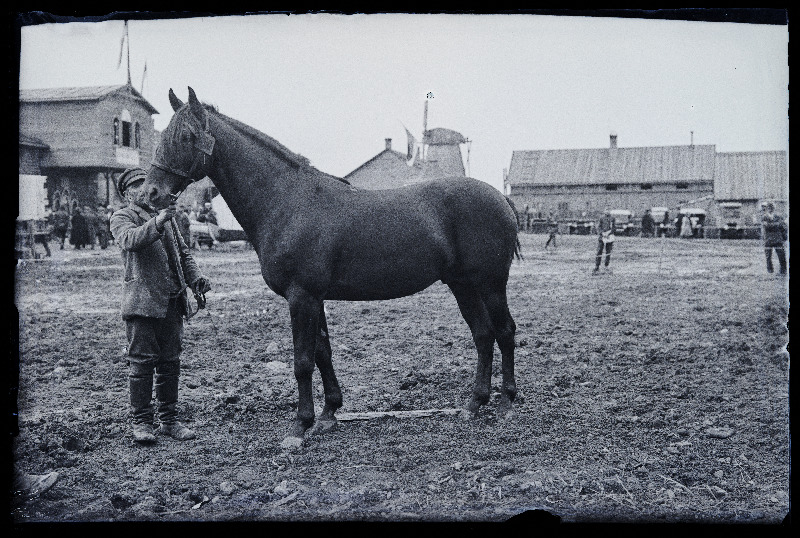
505 134 716 220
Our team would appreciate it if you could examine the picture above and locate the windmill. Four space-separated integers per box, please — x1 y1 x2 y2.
404 98 471 181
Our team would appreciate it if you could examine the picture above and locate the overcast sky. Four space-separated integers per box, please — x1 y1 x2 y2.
18 13 788 192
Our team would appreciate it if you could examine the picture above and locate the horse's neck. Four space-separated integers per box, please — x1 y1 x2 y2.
207 116 314 244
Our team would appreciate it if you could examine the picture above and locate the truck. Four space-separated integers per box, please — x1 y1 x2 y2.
609 209 636 236
718 202 745 239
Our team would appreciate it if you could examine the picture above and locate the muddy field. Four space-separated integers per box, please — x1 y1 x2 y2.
11 232 789 523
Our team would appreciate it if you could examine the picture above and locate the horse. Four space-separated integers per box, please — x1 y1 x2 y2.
142 87 521 450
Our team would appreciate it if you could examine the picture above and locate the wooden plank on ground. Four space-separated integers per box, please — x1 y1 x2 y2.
337 408 464 422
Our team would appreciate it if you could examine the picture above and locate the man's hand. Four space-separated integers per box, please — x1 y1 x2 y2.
193 276 212 295
155 203 177 230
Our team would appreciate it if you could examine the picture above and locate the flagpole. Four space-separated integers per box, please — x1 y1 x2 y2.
126 21 131 86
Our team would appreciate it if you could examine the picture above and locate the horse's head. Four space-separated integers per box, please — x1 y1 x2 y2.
143 87 216 209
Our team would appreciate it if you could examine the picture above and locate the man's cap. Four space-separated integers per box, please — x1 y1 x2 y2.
117 168 147 195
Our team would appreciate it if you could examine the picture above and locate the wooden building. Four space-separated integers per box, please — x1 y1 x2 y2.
712 151 788 225
345 128 469 190
19 83 159 212
505 134 715 220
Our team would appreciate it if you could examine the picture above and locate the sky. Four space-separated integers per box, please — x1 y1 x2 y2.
18 12 788 192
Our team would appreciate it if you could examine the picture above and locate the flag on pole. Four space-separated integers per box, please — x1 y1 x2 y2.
117 21 128 69
140 60 147 94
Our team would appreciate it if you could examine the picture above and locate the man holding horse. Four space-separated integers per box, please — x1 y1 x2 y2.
110 167 212 444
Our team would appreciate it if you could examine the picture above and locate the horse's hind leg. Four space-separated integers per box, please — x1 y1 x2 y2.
281 286 322 450
309 306 342 436
447 281 495 417
478 282 517 418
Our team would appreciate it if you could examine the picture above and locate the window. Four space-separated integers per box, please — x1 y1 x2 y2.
120 109 132 147
640 183 653 190
113 118 119 145
605 184 618 191
122 122 131 147
134 122 141 149
558 201 569 213
676 182 689 190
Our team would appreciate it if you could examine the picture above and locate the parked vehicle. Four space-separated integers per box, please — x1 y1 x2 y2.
609 209 635 236
568 218 595 235
650 207 674 237
718 202 744 239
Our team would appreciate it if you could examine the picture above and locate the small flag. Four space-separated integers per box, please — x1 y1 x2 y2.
116 21 128 69
404 127 418 166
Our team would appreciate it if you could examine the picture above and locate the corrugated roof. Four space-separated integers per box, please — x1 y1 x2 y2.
507 144 716 186
20 84 159 115
714 151 788 201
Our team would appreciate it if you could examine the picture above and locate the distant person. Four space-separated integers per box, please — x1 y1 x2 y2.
84 205 97 249
592 208 616 275
51 206 69 250
640 209 655 238
95 204 109 249
69 207 90 249
680 214 693 238
659 210 670 238
761 203 787 275
521 204 530 232
110 168 212 444
105 205 115 245
544 214 558 250
197 202 218 226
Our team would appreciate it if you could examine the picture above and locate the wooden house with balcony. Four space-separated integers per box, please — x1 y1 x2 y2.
19 83 159 213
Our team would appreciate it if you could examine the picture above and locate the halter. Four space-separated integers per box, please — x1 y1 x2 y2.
151 110 216 194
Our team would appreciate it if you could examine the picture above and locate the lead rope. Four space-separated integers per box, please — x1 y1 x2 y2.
167 216 206 320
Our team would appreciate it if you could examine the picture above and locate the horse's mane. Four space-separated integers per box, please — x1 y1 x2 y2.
204 103 349 185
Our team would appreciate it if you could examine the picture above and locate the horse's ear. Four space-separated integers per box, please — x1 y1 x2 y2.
169 89 184 112
187 87 206 122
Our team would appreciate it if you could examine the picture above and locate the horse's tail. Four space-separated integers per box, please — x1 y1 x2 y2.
504 195 524 262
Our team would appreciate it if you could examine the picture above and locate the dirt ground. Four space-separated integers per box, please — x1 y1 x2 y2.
11 231 789 523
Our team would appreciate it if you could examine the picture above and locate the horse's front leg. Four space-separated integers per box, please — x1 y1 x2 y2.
280 287 322 450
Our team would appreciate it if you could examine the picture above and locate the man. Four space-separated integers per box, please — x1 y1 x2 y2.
110 168 212 444
544 213 558 250
197 202 218 226
592 208 616 275
94 203 108 248
69 206 89 249
51 206 69 250
640 209 655 238
761 203 787 275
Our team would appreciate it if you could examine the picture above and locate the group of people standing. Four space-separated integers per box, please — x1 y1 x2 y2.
48 204 115 252
520 204 787 277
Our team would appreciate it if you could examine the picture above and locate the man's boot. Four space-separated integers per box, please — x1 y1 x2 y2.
155 362 196 440
129 371 156 444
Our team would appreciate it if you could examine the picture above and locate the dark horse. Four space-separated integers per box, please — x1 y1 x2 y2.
142 87 520 449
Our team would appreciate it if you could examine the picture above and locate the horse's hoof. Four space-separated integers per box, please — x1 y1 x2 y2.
279 436 304 451
459 408 478 421
309 419 338 437
497 408 516 421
